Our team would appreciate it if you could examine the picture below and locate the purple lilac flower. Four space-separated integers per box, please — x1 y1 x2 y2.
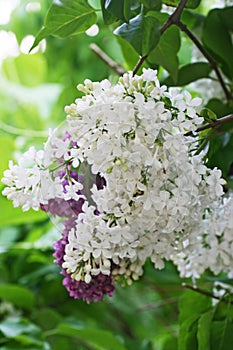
62 268 115 304
42 166 115 303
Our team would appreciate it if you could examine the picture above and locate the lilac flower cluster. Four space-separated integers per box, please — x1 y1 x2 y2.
2 69 232 302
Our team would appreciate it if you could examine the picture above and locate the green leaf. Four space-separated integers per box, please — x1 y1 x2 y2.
33 309 62 331
199 107 217 123
32 0 97 50
0 195 47 227
0 317 40 339
210 321 233 350
219 6 233 31
100 0 117 24
197 310 214 350
163 62 211 86
54 323 127 350
114 13 161 56
202 9 233 79
2 54 47 87
0 284 35 310
162 0 201 9
140 0 162 10
179 290 212 324
104 0 127 21
178 290 212 350
0 136 15 181
148 25 180 82
207 133 233 178
116 36 139 70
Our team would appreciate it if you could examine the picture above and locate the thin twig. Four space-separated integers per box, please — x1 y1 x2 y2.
90 43 126 75
176 22 232 101
183 284 233 305
185 113 233 136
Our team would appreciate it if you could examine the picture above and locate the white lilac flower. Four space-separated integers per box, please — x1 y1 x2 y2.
171 194 233 279
1 69 228 299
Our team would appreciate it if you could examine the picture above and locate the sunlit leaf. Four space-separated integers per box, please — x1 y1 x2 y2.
0 195 47 227
3 54 47 87
31 0 97 50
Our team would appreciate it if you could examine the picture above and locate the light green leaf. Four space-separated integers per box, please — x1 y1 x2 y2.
148 25 180 82
32 0 97 50
163 62 211 86
114 13 161 56
54 323 127 350
2 53 47 87
116 36 139 70
0 195 47 227
0 136 15 181
0 285 35 310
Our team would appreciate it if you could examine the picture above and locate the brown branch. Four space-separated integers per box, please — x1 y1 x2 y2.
133 0 187 75
185 113 233 136
176 22 232 102
132 55 148 76
160 0 188 34
90 43 126 75
133 0 188 76
183 284 233 305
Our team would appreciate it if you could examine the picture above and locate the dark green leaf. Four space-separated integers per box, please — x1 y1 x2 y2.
140 0 162 10
0 284 35 310
148 25 180 82
210 321 233 350
100 0 117 24
32 0 97 50
219 6 233 31
104 0 127 21
199 107 217 123
202 9 233 79
54 323 127 350
33 309 62 331
114 13 161 56
162 0 201 9
163 62 211 86
207 133 233 178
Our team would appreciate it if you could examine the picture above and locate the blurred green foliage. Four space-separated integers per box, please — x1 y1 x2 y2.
0 0 233 349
